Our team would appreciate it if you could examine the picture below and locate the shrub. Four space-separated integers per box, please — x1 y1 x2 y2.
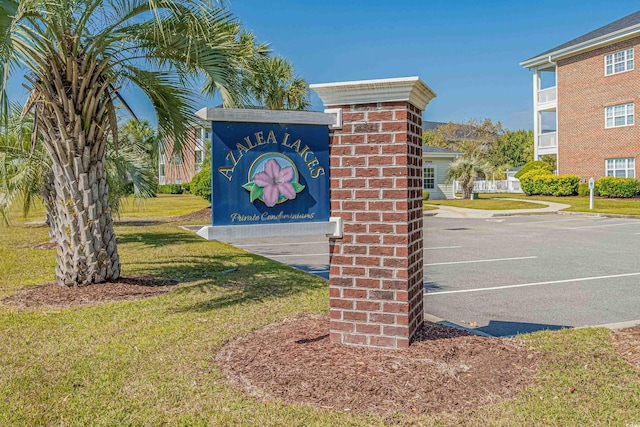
578 183 590 197
515 160 554 179
157 184 183 194
182 182 191 194
422 190 430 201
595 176 640 198
191 165 212 201
520 169 579 196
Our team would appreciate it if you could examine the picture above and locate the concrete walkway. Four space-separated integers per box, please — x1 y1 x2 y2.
428 198 571 219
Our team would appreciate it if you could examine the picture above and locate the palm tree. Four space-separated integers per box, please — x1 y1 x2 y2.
445 157 490 200
243 55 310 110
0 0 265 286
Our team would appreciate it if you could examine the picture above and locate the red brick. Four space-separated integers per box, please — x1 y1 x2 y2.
369 313 396 324
381 121 408 132
355 278 382 288
342 266 366 276
355 234 381 244
343 311 368 321
329 309 342 319
356 300 381 311
343 288 367 298
329 287 341 298
343 333 367 345
356 323 381 334
383 302 409 313
383 325 409 336
369 336 396 348
367 133 393 143
331 321 355 332
330 299 354 310
330 331 343 343
355 256 381 266
368 111 393 121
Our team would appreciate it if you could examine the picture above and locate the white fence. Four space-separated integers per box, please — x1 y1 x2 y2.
454 180 522 193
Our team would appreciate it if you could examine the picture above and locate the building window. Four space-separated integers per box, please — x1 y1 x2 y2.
605 103 634 128
174 153 183 166
176 178 182 185
606 158 635 178
605 48 634 75
423 166 435 190
159 164 165 177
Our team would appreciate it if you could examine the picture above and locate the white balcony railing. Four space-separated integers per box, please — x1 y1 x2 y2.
538 86 557 104
538 132 557 149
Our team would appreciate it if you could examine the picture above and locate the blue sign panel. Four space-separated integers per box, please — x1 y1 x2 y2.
211 122 329 226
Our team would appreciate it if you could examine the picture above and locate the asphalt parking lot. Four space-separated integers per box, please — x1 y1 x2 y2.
219 214 640 337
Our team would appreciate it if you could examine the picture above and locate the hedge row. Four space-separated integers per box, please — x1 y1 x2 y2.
157 184 186 194
519 169 580 196
578 177 640 198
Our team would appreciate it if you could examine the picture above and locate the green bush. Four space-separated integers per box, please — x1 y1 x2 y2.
578 183 591 197
520 169 579 196
191 165 212 201
422 190 430 201
157 184 183 194
515 160 554 179
181 182 191 194
595 176 640 198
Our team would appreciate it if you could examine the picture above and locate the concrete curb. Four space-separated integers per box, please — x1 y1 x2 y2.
556 210 640 220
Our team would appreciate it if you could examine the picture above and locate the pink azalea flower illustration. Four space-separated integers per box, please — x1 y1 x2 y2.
253 158 297 207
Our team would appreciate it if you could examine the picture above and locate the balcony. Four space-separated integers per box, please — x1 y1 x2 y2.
537 86 557 110
537 132 557 156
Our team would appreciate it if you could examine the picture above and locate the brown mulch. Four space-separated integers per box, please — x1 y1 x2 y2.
216 315 543 417
612 325 640 372
2 276 178 308
171 207 211 223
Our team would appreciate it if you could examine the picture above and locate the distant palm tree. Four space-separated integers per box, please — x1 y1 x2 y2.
243 56 310 110
0 0 265 286
445 157 490 200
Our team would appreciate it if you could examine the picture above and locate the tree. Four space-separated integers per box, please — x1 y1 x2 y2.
0 0 265 286
1 105 157 235
242 55 310 110
423 118 504 158
445 156 490 200
118 120 159 180
486 129 534 172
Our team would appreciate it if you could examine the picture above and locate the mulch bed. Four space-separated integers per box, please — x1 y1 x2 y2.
171 207 211 223
216 315 542 417
2 276 178 308
612 325 640 372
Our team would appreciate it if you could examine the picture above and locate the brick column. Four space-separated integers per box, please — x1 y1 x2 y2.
311 77 436 349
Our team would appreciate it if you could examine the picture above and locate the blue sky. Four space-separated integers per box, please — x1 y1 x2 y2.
225 1 640 130
8 1 639 131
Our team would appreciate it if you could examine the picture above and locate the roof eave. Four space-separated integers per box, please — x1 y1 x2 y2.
520 23 640 69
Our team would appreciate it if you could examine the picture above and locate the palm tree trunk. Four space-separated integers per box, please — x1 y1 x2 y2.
47 147 120 286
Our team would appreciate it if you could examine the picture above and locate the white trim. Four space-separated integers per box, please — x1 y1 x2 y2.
195 108 336 125
310 76 436 110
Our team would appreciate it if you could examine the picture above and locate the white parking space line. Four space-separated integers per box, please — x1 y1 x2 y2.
566 221 640 230
424 271 640 295
266 253 328 258
505 218 595 226
235 241 327 248
424 246 462 250
424 256 537 266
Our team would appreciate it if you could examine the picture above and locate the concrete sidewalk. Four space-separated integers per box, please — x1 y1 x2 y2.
428 198 571 219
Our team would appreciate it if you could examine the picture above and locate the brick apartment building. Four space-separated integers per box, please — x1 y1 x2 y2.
521 10 640 180
158 125 208 185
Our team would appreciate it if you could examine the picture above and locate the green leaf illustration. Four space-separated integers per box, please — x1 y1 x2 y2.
250 184 264 203
243 182 264 203
291 182 305 194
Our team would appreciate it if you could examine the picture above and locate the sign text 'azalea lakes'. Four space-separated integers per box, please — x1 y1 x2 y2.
217 131 326 181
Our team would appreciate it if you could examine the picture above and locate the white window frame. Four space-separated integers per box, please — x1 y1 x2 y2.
605 48 634 76
423 166 436 190
606 158 635 178
605 103 634 128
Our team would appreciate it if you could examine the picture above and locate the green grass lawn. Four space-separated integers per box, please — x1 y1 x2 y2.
1 195 639 425
480 193 640 216
424 197 546 210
